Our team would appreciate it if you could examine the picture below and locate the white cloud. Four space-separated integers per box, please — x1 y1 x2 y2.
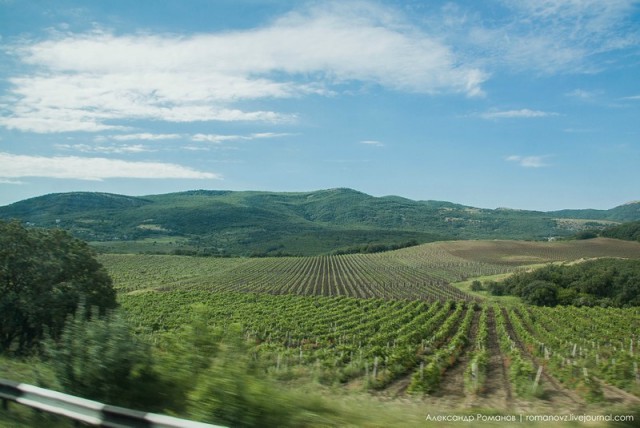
191 134 241 144
107 133 182 141
435 0 639 75
622 94 640 100
0 152 219 180
0 179 24 185
4 1 633 135
565 89 599 99
1 2 485 133
249 132 294 139
0 71 289 133
506 1 639 73
359 140 384 147
0 115 129 134
182 145 212 152
480 109 557 119
506 155 550 168
191 132 293 143
55 143 153 154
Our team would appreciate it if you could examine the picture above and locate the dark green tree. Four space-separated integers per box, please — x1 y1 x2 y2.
520 280 559 306
470 280 483 291
0 220 116 353
486 280 504 296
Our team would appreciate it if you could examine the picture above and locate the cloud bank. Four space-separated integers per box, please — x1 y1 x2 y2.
0 2 485 134
0 152 219 180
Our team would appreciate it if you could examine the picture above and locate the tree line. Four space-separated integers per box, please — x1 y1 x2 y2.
485 258 640 307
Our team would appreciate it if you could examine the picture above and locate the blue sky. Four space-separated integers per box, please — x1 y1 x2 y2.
1 0 639 211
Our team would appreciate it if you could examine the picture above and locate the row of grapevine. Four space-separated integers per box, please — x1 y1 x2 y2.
493 306 542 397
464 305 489 394
407 303 476 393
121 291 476 390
101 253 481 301
118 288 640 406
509 307 604 401
101 238 640 301
515 305 640 397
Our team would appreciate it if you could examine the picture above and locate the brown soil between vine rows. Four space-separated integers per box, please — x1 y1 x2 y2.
380 307 614 416
501 308 587 408
465 306 513 411
511 308 640 409
434 306 481 399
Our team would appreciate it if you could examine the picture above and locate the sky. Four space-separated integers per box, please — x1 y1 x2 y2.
1 0 639 211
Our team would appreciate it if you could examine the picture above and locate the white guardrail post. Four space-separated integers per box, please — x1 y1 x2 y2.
0 378 225 428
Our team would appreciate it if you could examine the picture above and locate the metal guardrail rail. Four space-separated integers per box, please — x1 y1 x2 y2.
0 378 225 428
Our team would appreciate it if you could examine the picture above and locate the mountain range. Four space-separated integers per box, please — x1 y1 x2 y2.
1 188 639 256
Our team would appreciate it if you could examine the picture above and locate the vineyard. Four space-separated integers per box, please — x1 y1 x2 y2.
100 237 640 301
98 237 640 420
119 290 640 415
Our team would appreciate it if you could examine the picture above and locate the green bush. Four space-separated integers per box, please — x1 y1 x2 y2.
185 323 330 427
44 308 169 412
470 280 484 291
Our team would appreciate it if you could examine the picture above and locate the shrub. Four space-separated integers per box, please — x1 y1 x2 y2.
44 308 169 412
470 280 484 291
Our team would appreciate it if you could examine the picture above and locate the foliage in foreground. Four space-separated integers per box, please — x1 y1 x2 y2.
44 308 170 412
43 306 335 427
0 220 116 354
5 291 640 426
183 322 335 427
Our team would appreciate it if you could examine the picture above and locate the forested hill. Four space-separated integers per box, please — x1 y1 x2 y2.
1 188 639 256
550 200 640 222
601 220 640 242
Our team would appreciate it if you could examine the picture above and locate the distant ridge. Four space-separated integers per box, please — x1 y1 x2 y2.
0 192 151 223
1 188 639 256
550 201 640 222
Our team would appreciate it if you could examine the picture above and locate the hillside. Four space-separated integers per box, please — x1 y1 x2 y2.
101 237 640 298
551 200 640 222
600 220 640 242
1 188 639 256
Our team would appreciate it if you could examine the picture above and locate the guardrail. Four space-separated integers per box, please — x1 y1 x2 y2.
0 378 225 427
